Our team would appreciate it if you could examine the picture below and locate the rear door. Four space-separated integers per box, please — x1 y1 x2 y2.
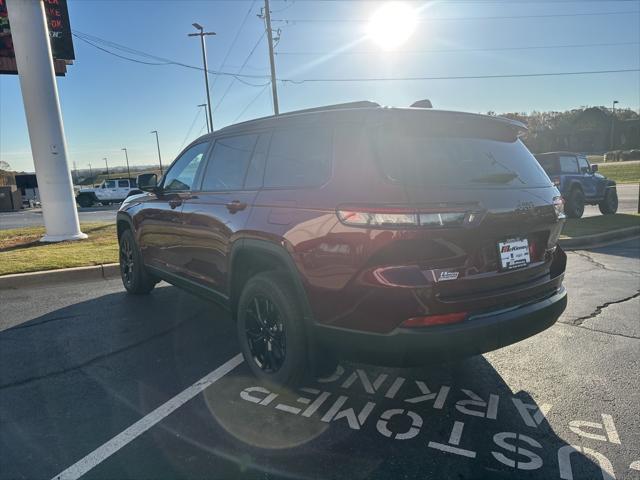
180 131 270 293
137 141 209 274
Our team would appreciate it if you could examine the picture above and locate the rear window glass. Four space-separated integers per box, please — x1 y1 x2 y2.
264 126 332 188
370 118 551 188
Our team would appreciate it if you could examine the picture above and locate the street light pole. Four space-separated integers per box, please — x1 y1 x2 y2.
121 148 131 181
610 100 619 151
198 103 210 134
88 163 93 180
150 130 164 176
103 157 109 176
189 23 216 132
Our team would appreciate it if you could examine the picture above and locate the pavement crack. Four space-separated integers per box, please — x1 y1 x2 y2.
0 311 203 390
564 323 640 340
567 291 640 326
572 251 609 270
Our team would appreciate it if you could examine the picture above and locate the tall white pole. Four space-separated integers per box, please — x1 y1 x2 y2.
6 0 86 242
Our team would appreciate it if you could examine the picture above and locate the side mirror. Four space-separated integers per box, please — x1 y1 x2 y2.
591 164 598 173
137 173 158 192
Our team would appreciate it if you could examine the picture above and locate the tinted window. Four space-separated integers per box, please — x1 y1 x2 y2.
118 180 129 188
264 126 332 188
202 134 258 191
560 156 579 173
163 142 209 191
105 180 115 188
578 156 590 172
244 133 271 189
372 118 550 187
536 156 559 175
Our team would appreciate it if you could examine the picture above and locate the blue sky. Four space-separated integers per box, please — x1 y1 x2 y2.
1 0 639 173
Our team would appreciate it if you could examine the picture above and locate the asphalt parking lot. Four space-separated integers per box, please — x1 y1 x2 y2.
1 240 639 480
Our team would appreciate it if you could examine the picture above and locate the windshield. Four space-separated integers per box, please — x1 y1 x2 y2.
371 118 551 188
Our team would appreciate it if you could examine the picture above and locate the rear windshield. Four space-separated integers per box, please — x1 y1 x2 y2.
370 116 551 188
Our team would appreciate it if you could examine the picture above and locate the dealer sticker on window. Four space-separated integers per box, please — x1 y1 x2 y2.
498 238 530 270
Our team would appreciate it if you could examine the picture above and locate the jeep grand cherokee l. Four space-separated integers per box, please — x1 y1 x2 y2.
117 102 568 387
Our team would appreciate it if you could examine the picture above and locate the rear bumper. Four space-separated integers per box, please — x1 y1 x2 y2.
314 286 567 367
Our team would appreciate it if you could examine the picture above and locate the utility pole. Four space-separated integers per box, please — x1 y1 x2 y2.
121 148 131 181
150 131 164 175
198 103 210 134
6 0 86 241
610 100 619 151
189 24 216 132
262 0 280 115
103 157 109 176
88 163 93 180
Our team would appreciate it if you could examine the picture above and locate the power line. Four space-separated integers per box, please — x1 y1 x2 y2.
178 108 204 154
233 85 270 124
273 10 639 23
281 69 640 84
211 0 258 90
70 30 639 86
214 31 267 114
275 41 640 56
72 30 271 86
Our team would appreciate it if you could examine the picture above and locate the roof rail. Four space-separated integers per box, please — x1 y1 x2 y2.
280 101 380 117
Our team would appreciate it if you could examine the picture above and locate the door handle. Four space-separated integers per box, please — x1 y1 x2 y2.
226 200 247 213
169 198 183 209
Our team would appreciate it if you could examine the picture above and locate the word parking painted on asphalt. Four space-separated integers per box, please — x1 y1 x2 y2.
240 366 633 479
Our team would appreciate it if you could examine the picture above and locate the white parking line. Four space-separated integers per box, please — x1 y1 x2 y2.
51 353 244 480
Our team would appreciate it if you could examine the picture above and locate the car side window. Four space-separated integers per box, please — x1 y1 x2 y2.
559 156 579 174
105 180 116 188
578 157 590 173
244 132 271 189
118 180 129 188
264 126 332 188
163 142 209 192
201 134 258 191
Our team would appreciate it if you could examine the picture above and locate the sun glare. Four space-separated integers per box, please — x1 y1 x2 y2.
366 1 418 51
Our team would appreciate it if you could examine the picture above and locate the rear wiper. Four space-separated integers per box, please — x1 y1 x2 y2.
469 172 520 184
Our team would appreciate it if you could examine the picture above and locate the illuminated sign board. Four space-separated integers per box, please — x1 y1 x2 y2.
0 0 75 75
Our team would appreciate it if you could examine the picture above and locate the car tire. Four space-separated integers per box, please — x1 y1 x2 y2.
565 188 585 219
77 194 93 208
598 188 618 215
237 271 309 388
119 228 156 294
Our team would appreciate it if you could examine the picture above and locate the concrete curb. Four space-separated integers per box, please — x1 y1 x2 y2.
559 225 640 250
0 263 120 290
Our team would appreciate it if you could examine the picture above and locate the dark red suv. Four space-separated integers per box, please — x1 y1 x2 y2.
117 102 567 386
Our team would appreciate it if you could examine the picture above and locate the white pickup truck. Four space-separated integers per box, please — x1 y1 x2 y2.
76 178 141 208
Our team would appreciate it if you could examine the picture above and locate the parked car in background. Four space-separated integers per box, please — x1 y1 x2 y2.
76 178 138 207
534 152 618 218
117 102 568 387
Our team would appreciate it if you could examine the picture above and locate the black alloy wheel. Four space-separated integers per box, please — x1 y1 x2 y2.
118 229 156 294
245 295 287 373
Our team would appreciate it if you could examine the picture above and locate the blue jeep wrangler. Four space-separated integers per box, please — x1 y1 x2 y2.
535 152 618 218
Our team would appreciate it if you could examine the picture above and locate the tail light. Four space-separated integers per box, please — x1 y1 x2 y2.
552 196 565 219
401 312 468 328
337 206 468 228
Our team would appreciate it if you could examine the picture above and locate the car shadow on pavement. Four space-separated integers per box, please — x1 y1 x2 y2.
0 286 610 480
